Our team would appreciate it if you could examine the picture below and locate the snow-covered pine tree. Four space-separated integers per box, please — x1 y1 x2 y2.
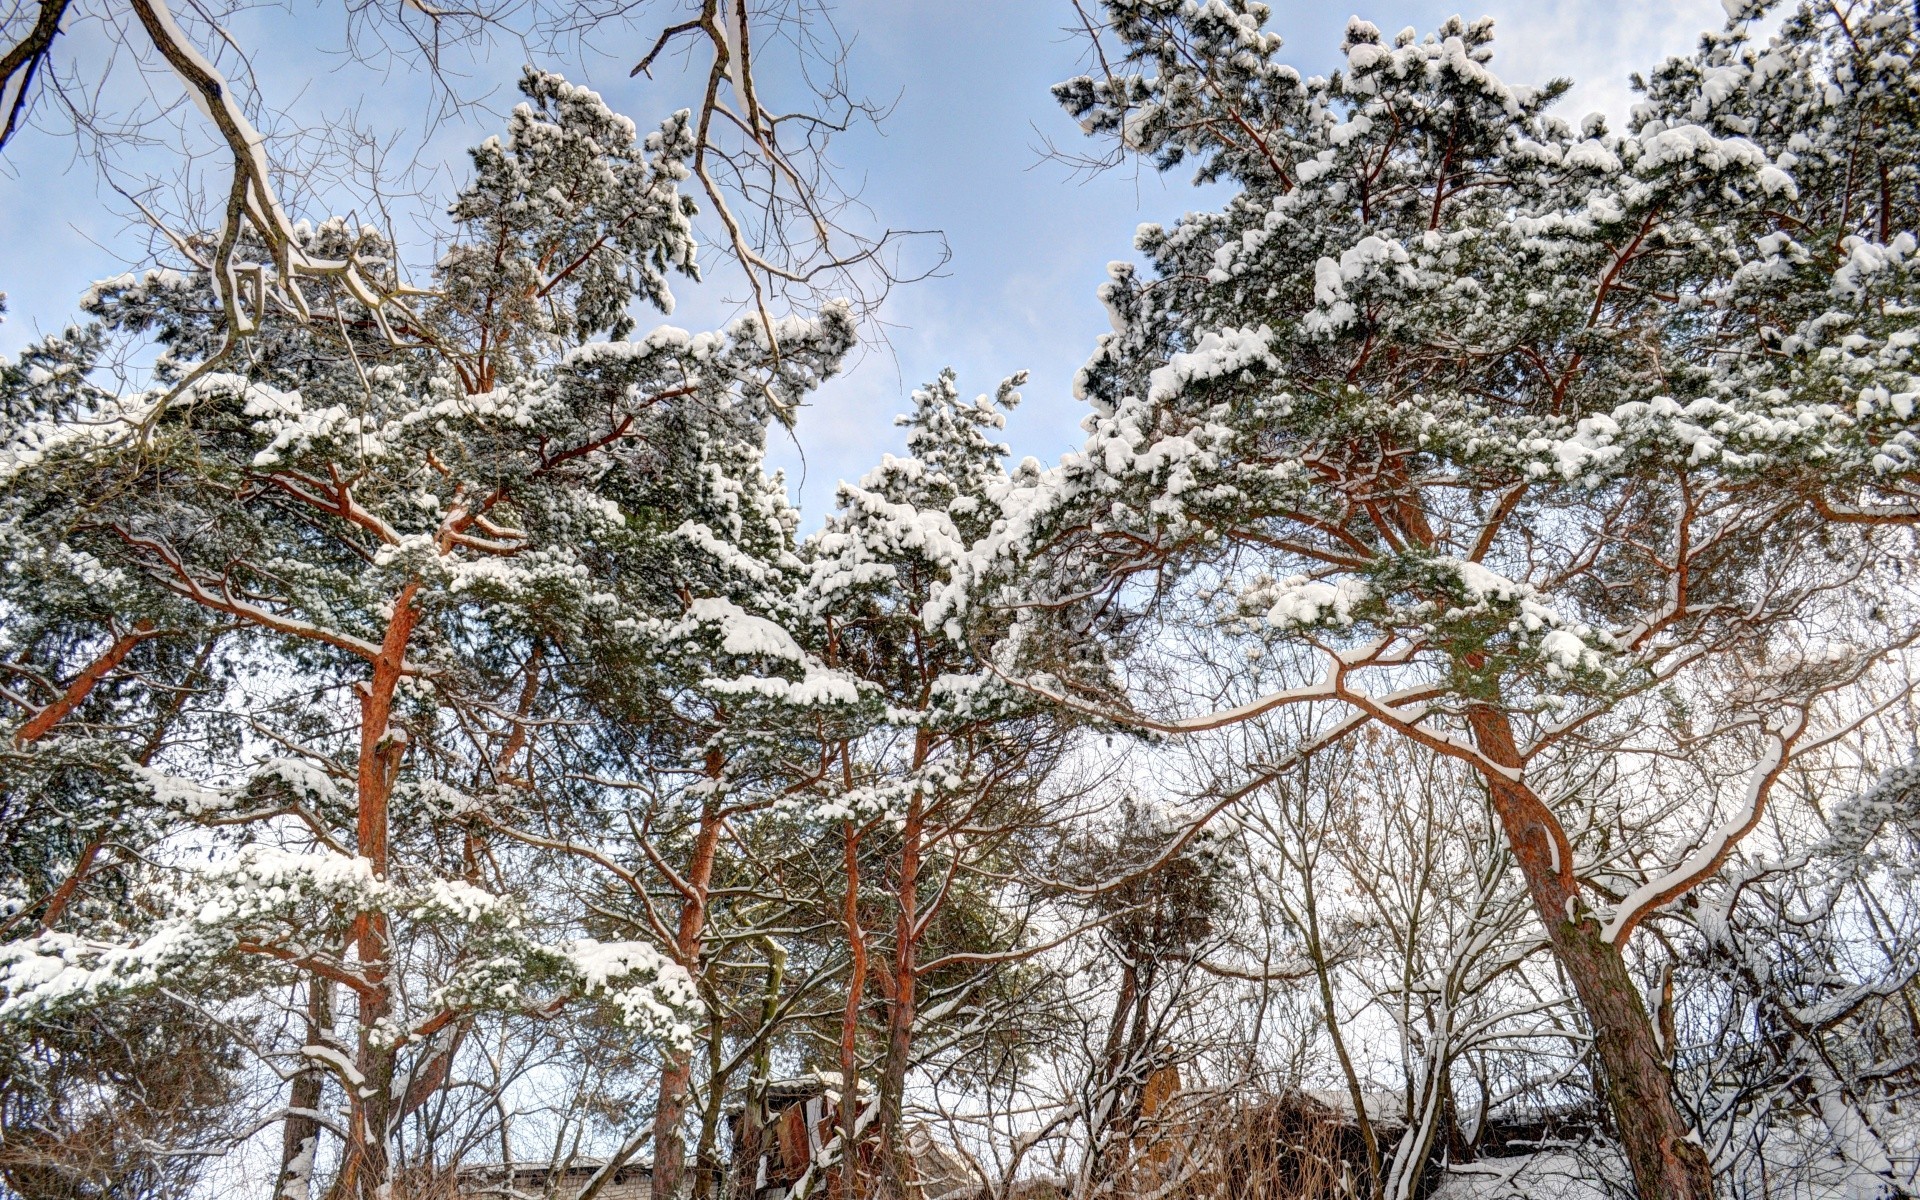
0 307 253 1197
493 383 868 1200
947 4 1920 1197
1631 0 1920 526
0 69 854 1200
800 370 1073 1198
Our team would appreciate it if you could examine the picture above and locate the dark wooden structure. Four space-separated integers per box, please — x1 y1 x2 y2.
457 1160 652 1200
726 1076 973 1200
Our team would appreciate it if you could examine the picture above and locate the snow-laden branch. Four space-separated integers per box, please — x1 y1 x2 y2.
110 526 388 662
1602 708 1808 947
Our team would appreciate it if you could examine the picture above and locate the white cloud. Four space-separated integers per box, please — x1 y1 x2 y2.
1481 0 1731 126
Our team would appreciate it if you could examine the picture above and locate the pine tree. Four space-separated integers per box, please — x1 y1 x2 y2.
957 4 1920 1196
800 370 1072 1197
524 380 866 1200
0 69 854 1200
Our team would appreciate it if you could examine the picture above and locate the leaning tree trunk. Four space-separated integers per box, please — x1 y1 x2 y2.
1467 706 1713 1200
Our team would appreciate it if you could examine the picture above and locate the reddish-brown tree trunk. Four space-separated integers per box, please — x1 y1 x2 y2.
651 749 727 1200
336 583 420 1200
873 780 924 1199
838 819 869 1199
1466 705 1712 1200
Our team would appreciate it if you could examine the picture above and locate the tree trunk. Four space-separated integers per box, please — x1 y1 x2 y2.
873 779 924 1200
277 977 332 1200
651 751 726 1200
1441 1069 1472 1166
651 1050 696 1200
838 819 869 1200
691 994 730 1200
1088 957 1159 1189
1302 860 1382 1198
339 1042 396 1200
1466 706 1712 1200
1382 1040 1447 1200
1092 958 1137 1178
725 940 787 1200
335 583 420 1200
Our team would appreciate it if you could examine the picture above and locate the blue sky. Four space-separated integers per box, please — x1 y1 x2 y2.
0 0 1729 516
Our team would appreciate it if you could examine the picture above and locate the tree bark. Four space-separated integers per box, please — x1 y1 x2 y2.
335 583 420 1200
691 984 730 1200
1466 705 1713 1200
873 772 925 1199
725 939 787 1200
838 819 869 1200
1304 864 1382 1199
11 619 156 744
277 977 332 1200
650 749 726 1200
0 0 73 150
1089 956 1158 1188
